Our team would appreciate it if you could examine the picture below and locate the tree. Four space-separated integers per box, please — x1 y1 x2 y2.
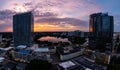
26 59 53 70
70 36 86 45
107 56 120 70
59 42 70 47
116 35 120 43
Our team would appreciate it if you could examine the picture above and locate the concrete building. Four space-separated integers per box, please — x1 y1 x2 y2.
0 34 2 42
13 12 34 47
61 30 85 37
56 46 82 61
89 13 114 52
12 49 33 63
58 61 85 70
73 56 107 70
68 30 84 37
12 47 51 63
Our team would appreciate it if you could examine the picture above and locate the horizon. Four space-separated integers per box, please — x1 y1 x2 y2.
0 30 87 33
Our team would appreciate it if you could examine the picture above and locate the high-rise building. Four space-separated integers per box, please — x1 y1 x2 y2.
13 12 34 47
89 13 113 52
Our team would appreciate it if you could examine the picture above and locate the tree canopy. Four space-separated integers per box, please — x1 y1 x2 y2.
26 59 52 70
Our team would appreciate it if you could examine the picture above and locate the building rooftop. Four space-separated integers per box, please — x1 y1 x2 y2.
14 11 32 16
0 57 4 62
90 12 109 16
33 48 49 52
59 61 76 69
0 47 13 51
59 61 85 70
17 45 27 49
73 56 107 70
16 49 31 54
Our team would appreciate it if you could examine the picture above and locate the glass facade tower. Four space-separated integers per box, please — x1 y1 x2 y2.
89 13 113 52
13 12 34 47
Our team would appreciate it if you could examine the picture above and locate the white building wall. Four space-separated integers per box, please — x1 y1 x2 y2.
60 51 82 61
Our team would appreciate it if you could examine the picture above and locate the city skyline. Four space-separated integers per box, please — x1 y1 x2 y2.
0 0 120 32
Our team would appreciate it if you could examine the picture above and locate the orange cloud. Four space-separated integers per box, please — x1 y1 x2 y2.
0 22 87 32
34 22 84 32
1 26 12 32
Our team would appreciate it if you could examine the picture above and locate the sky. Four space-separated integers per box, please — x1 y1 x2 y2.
0 0 120 32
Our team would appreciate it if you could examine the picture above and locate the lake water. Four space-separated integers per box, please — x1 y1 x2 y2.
38 36 70 43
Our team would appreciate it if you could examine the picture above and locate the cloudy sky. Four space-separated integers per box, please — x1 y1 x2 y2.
0 0 120 32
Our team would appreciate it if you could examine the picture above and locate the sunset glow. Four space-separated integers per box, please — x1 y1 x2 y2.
89 26 93 32
0 0 120 32
34 23 82 32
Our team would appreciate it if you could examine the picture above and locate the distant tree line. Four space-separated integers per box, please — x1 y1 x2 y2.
25 59 57 70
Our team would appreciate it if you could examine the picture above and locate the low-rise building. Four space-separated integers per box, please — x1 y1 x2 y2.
12 45 51 63
12 49 33 63
56 46 82 61
58 61 85 70
72 56 107 70
16 63 27 70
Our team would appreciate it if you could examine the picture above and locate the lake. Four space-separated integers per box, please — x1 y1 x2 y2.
38 36 70 43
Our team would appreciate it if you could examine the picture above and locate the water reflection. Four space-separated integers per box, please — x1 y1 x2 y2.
39 36 70 43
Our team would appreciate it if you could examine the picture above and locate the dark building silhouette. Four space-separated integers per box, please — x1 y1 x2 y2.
13 12 34 47
89 13 113 52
